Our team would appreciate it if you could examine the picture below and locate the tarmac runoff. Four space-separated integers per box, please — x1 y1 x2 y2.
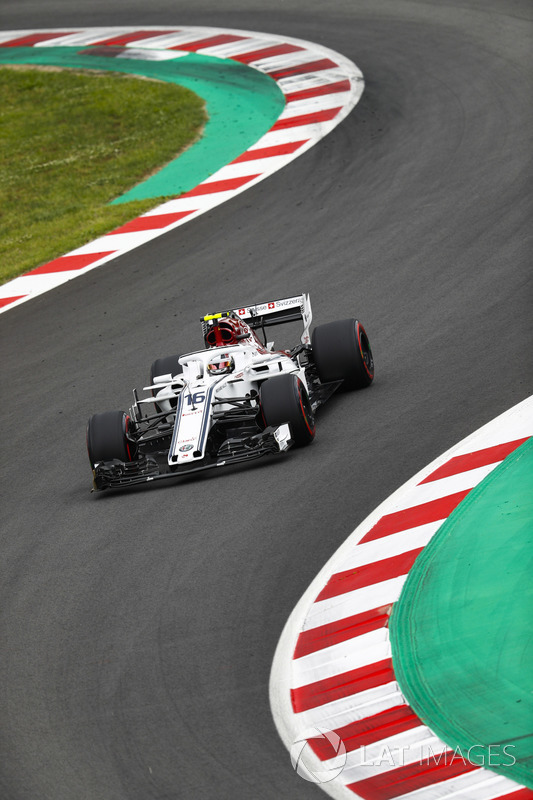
390 436 533 790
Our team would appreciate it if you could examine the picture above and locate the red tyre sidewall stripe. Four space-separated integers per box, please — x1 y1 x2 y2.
357 321 374 380
297 379 316 436
124 414 133 461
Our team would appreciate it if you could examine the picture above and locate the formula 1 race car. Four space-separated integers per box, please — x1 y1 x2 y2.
86 294 374 491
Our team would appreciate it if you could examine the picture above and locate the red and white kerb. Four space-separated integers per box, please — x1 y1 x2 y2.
270 395 533 800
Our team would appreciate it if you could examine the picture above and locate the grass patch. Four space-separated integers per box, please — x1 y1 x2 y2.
0 66 207 284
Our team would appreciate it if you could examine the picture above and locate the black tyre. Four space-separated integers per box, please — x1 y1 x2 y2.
260 373 315 446
149 354 182 386
311 318 374 389
87 410 137 467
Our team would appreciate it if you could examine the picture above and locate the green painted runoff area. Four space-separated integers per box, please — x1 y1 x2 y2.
390 437 533 787
0 46 285 202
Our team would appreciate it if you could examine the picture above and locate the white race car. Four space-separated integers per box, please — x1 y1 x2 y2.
86 294 374 491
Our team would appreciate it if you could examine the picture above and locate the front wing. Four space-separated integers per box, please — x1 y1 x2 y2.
91 424 292 491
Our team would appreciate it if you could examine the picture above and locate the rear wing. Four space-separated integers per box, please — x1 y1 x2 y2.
202 293 313 345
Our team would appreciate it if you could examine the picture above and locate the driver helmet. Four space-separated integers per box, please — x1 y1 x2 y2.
207 353 235 375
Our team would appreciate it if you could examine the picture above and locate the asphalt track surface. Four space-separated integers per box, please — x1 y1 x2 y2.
1 2 532 799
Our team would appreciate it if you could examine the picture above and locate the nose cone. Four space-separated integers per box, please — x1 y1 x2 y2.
168 384 212 465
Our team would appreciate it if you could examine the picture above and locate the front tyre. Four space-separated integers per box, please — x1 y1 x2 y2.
86 410 138 467
149 354 182 386
149 355 182 413
311 318 374 389
260 373 315 446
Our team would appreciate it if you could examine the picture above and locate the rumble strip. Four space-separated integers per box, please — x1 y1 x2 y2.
0 26 364 313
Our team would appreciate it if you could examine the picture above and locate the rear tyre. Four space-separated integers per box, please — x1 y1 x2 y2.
86 410 137 467
311 318 374 389
260 373 315 446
